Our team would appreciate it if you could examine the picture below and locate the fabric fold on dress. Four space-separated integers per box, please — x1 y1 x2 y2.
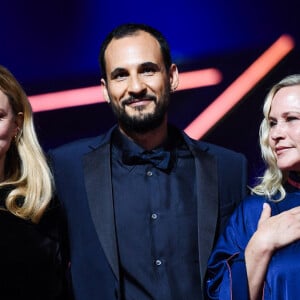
206 181 300 300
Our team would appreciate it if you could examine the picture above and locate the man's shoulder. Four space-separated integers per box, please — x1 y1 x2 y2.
48 131 110 159
59 135 100 149
173 127 246 164
186 135 245 160
50 136 96 154
201 140 243 157
50 125 117 155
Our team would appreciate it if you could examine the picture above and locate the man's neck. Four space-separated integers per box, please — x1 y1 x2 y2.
119 121 168 151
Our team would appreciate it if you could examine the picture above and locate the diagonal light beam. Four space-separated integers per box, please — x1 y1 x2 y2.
184 34 295 140
28 68 222 112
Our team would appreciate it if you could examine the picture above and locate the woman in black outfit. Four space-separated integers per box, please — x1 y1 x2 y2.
0 65 71 299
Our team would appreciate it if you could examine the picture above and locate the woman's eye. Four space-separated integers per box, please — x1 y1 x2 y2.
286 116 298 122
269 120 276 127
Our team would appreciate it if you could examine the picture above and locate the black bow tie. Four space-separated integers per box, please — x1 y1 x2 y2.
122 149 172 170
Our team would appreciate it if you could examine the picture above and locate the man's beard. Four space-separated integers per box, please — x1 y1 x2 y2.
110 90 170 134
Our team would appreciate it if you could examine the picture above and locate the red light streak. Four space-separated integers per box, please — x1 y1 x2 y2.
184 34 295 139
28 68 222 112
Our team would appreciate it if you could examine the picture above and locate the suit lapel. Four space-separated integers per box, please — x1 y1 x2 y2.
192 146 218 287
83 143 120 280
82 128 218 288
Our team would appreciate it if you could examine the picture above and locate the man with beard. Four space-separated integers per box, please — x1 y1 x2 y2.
48 23 248 300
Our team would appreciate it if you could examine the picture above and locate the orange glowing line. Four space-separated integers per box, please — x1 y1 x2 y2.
184 34 295 140
29 86 103 113
177 68 222 91
28 68 222 112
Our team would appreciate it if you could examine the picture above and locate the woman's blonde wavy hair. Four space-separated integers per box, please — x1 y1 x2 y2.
252 74 300 201
0 65 53 223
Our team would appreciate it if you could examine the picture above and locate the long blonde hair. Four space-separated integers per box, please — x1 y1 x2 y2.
0 65 53 223
252 74 300 201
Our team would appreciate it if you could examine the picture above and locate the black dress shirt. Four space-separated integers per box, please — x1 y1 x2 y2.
111 127 201 300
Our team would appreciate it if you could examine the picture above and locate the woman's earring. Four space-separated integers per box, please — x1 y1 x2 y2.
14 127 21 143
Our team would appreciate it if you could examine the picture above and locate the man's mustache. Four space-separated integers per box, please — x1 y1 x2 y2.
121 95 156 106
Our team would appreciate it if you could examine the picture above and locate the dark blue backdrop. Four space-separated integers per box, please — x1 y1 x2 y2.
3 0 299 89
2 0 300 183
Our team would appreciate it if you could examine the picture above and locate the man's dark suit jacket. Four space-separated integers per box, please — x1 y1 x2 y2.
48 125 248 300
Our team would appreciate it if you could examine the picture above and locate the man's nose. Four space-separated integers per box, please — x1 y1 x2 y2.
128 75 146 94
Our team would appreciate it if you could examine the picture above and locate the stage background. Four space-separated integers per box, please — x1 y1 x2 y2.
2 0 300 184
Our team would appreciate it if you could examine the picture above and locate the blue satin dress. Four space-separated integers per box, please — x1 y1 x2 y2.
206 182 300 300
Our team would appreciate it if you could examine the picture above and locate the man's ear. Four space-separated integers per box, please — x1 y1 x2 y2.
169 64 179 92
101 78 110 103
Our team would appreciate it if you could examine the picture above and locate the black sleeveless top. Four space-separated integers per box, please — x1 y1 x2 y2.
0 186 70 300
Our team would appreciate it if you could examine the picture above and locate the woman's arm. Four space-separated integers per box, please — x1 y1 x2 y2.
206 197 256 300
245 204 273 300
245 203 300 300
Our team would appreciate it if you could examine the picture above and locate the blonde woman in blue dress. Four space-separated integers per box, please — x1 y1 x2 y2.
206 74 300 300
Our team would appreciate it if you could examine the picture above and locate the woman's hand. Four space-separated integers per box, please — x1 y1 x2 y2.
245 203 300 299
255 203 300 251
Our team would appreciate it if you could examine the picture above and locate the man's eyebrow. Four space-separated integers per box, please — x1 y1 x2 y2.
110 67 127 78
140 62 160 69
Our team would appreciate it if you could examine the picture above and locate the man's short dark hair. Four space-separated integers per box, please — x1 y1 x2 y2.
99 23 172 80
